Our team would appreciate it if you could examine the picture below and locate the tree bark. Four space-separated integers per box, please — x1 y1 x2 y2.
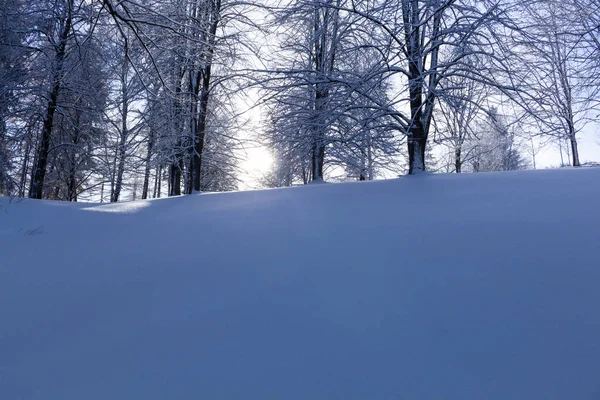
190 0 220 193
152 167 158 198
142 127 155 199
308 5 339 182
169 160 182 196
19 135 31 197
311 132 325 181
403 0 441 175
66 115 80 202
569 127 580 167
29 3 73 199
455 145 462 173
191 80 209 192
404 1 426 175
111 42 130 202
407 133 426 174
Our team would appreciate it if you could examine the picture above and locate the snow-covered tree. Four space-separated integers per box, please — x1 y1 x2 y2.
469 108 528 173
513 0 598 167
334 0 518 174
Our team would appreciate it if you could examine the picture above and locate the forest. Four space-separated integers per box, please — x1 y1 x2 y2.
0 0 599 201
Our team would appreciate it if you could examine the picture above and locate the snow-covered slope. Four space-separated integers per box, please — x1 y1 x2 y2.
1 168 599 400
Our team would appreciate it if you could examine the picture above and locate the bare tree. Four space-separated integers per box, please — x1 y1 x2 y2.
513 0 598 167
330 0 516 174
103 0 259 196
432 58 490 173
261 0 399 183
28 0 76 199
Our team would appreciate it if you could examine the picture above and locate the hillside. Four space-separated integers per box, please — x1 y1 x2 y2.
1 168 599 399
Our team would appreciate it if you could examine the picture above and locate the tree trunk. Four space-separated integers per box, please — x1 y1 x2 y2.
191 83 209 192
405 30 426 174
310 82 328 182
455 145 462 173
367 134 374 180
19 136 31 197
190 0 220 193
302 164 308 185
52 181 60 200
570 131 580 167
169 160 182 196
111 43 130 203
65 110 81 202
311 133 325 181
308 5 339 183
111 126 128 202
132 179 138 201
66 143 78 202
403 0 440 175
407 122 427 174
109 139 118 198
29 4 72 199
530 136 537 169
142 128 155 199
167 168 171 196
169 65 185 196
157 166 162 198
153 165 161 198
67 172 77 201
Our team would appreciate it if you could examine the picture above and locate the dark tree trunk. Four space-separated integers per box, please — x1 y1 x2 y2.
167 168 171 196
66 131 79 202
19 135 31 197
311 133 325 181
310 87 327 182
302 164 308 185
169 160 182 196
142 128 155 200
111 44 130 203
405 49 426 173
169 65 185 197
153 165 161 198
190 0 220 193
157 166 162 198
191 82 209 192
455 146 462 173
186 71 201 195
310 81 328 182
407 127 426 175
29 2 72 199
569 126 580 167
111 133 127 202
67 172 77 201
403 0 441 175
308 6 339 182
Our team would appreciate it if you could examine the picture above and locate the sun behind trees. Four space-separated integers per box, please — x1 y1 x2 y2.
0 0 598 199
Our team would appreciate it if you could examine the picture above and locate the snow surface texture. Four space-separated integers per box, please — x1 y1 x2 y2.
1 168 600 400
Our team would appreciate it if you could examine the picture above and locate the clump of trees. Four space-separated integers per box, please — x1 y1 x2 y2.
0 0 598 199
0 0 246 200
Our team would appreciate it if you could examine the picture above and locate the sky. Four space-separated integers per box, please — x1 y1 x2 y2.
530 123 600 168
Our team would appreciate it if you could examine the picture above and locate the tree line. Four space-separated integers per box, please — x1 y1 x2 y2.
0 0 598 200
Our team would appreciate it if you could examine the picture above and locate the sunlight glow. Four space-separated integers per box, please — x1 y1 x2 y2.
240 146 274 189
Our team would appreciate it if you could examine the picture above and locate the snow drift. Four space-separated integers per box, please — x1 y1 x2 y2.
1 168 599 399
